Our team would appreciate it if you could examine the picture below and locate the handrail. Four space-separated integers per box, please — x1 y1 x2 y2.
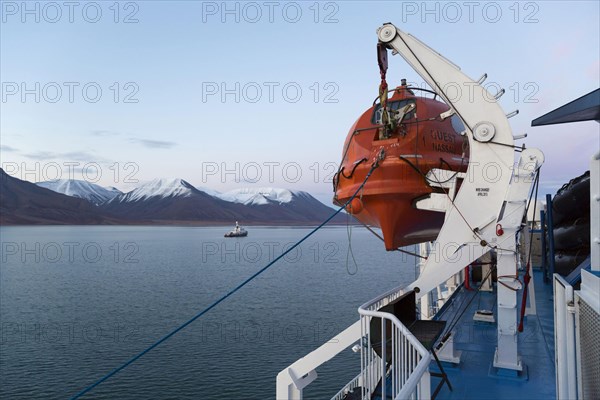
277 287 431 399
279 273 460 400
359 284 407 312
396 355 432 399
277 274 461 400
331 373 361 400
276 321 362 399
358 301 430 400
357 310 428 358
553 274 577 400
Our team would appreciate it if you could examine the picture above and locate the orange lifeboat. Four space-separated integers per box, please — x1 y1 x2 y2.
333 82 469 250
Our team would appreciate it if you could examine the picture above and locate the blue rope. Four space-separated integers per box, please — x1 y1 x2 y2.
70 162 379 399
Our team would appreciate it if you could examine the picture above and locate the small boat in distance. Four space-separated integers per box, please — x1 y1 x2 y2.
224 221 248 238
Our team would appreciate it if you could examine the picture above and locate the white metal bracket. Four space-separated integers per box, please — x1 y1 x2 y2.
435 333 462 364
289 368 318 392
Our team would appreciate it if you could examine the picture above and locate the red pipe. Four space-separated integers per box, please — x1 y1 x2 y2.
464 265 473 291
518 263 531 332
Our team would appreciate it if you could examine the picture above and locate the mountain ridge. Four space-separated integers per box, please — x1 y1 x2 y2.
1 170 118 225
36 179 122 205
1 170 347 225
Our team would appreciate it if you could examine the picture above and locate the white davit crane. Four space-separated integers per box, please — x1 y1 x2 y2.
277 23 544 399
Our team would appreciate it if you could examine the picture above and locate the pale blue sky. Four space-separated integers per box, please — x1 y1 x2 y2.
1 1 599 204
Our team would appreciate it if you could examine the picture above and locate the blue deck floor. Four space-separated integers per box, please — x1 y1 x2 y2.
432 270 556 400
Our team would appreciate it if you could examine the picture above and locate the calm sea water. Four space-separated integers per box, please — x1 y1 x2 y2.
0 226 416 399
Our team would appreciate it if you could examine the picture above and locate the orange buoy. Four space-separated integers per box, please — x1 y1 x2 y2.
346 197 364 214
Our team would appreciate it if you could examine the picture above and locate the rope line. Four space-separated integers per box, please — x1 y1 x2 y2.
333 131 359 195
357 220 426 259
438 265 496 343
518 168 540 332
345 210 359 275
70 162 380 399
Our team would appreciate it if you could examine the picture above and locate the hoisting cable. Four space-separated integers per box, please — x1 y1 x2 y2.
70 160 381 400
399 153 481 242
345 211 359 275
518 168 540 332
355 220 426 259
385 32 521 238
436 265 496 348
416 154 520 256
377 42 391 138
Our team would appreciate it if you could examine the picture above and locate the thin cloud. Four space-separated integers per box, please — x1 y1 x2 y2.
62 151 104 162
0 145 18 152
22 151 58 160
91 131 176 149
91 130 121 137
22 150 106 162
129 138 177 149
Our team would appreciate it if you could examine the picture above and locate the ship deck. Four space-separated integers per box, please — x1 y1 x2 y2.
431 269 556 399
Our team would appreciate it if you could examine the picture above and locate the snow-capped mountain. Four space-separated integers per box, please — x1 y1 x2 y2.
1 169 113 224
4 172 346 225
100 178 342 224
213 186 340 223
194 185 222 198
217 187 295 205
36 179 122 205
101 178 248 221
108 178 196 203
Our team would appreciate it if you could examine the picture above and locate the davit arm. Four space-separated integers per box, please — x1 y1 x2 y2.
377 23 541 295
378 23 544 372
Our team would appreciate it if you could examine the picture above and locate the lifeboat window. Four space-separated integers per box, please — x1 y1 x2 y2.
450 114 466 133
372 99 416 125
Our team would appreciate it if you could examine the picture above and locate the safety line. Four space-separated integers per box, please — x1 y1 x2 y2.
70 162 380 399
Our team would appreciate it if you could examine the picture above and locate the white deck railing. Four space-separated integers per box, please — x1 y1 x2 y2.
331 373 362 400
276 320 362 400
275 284 433 400
275 273 465 400
553 274 577 400
357 288 431 400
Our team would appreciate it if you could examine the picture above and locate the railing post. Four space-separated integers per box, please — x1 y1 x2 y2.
418 370 431 399
553 276 568 399
565 285 577 400
275 321 361 400
381 318 386 400
553 274 579 400
276 369 302 400
418 242 432 318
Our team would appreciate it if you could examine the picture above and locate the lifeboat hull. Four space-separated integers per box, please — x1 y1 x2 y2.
334 86 468 250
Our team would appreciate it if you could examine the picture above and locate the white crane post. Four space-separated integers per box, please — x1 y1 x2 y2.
377 23 544 372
